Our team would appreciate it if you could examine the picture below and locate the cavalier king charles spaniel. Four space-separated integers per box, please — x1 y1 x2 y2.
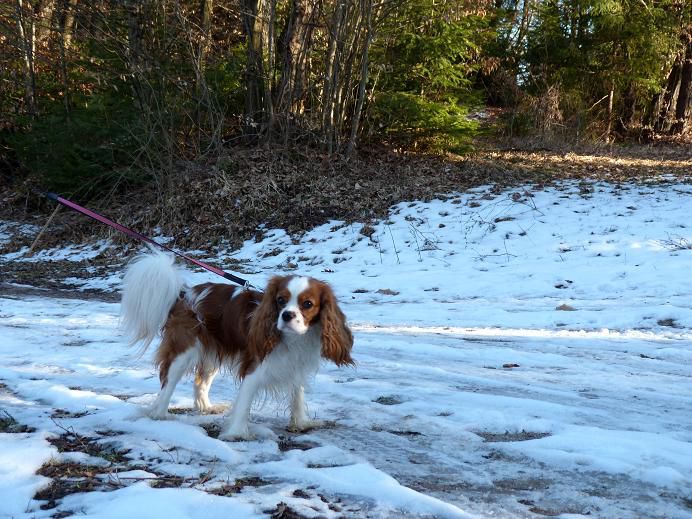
120 250 354 440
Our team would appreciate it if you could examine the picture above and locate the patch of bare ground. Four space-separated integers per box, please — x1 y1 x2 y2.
277 436 320 452
148 475 189 489
32 427 217 512
0 265 120 300
34 460 125 510
47 430 131 464
475 430 551 442
51 408 90 419
471 142 691 183
33 458 204 512
199 422 221 438
266 491 352 517
264 502 311 519
33 430 132 510
206 478 363 516
0 409 36 433
207 476 272 496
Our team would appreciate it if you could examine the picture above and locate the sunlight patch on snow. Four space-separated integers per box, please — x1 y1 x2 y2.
352 323 692 341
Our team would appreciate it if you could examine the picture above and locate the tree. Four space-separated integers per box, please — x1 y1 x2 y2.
652 28 692 134
520 0 689 140
672 35 692 133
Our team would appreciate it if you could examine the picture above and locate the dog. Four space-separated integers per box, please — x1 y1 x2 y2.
120 250 354 439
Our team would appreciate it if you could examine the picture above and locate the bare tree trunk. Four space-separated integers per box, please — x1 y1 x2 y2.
34 0 56 45
648 28 692 135
56 0 79 116
616 83 636 135
198 0 213 79
266 0 276 139
242 0 269 136
346 0 372 156
275 0 320 141
191 0 214 143
606 79 614 143
332 2 361 150
514 0 531 50
322 0 345 153
63 0 79 48
15 0 37 114
653 58 681 132
126 0 146 109
58 7 70 115
232 0 375 150
671 37 692 134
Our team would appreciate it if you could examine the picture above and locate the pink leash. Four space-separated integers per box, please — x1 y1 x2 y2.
44 192 253 288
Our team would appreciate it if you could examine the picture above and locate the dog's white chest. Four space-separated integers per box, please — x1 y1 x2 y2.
256 325 323 390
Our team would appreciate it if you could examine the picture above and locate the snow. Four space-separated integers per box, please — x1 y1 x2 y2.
1 240 112 263
1 179 692 518
0 434 55 516
59 484 263 519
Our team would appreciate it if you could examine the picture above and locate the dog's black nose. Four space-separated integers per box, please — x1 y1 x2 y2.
281 311 296 322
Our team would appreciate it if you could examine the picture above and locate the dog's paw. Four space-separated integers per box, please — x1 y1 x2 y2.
144 407 170 420
194 403 227 415
287 419 325 433
218 425 255 441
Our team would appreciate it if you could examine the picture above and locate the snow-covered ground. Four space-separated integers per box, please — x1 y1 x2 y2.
1 179 691 518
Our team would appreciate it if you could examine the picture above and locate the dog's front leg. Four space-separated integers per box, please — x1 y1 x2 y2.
219 371 261 440
287 385 323 432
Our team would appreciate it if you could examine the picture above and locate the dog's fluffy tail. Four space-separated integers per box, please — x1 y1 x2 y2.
120 248 185 350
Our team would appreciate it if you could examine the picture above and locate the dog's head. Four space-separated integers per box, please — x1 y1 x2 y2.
247 276 354 366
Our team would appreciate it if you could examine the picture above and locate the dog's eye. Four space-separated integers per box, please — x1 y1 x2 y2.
277 296 286 306
302 300 313 309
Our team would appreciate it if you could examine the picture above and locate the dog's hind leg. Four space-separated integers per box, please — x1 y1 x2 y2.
193 356 219 414
147 341 200 419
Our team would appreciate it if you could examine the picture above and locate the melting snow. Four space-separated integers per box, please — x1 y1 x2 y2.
1 180 691 518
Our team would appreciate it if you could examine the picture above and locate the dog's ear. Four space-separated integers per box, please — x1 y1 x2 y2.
318 282 355 366
247 277 283 365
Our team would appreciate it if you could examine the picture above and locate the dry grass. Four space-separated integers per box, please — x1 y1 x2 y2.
47 431 130 464
34 461 124 510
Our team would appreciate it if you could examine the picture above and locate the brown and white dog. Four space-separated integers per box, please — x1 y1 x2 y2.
120 250 354 440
